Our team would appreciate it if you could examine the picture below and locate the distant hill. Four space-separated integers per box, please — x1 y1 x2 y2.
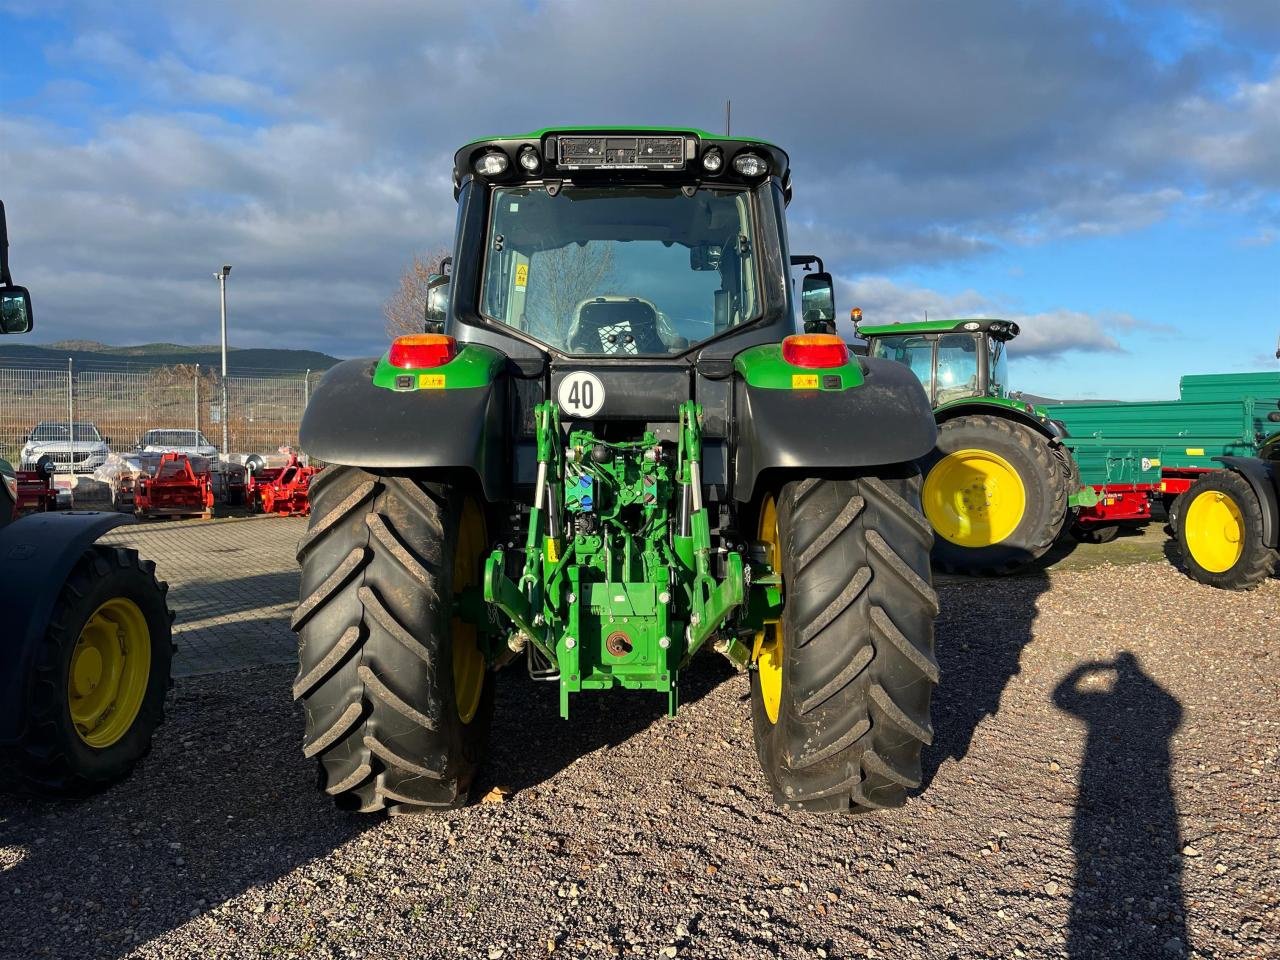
0 341 343 373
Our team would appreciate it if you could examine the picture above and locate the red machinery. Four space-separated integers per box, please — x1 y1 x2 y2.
247 454 318 516
134 452 214 520
13 467 57 516
1075 467 1216 526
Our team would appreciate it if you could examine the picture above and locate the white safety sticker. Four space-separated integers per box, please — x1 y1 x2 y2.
557 371 606 418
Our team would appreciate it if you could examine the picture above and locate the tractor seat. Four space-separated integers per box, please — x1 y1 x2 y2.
567 297 668 355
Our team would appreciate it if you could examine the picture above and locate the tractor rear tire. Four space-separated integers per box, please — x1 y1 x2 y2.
749 469 939 813
1177 470 1278 590
0 546 173 796
921 415 1068 575
292 465 494 814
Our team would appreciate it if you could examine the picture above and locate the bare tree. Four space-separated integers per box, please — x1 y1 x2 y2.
528 242 616 343
383 248 452 339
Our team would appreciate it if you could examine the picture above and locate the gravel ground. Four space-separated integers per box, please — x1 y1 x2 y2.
1 560 1276 960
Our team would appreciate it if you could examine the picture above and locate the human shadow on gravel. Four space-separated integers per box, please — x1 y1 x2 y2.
478 653 738 795
918 568 1051 791
1053 653 1188 959
0 666 371 960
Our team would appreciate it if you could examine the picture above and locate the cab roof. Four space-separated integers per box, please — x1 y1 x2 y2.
858 317 1021 342
452 127 790 198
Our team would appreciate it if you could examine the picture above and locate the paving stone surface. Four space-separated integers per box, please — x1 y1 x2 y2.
100 515 306 677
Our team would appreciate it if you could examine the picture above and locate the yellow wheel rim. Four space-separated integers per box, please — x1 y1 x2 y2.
923 448 1027 547
1185 489 1245 573
752 495 784 725
452 498 487 724
68 597 151 748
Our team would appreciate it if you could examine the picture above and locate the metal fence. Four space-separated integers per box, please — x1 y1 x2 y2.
0 360 322 473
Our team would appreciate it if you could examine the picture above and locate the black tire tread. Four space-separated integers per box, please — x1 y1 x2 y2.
293 465 491 814
751 469 938 813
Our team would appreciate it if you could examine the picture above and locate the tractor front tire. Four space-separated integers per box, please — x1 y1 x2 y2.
1177 470 1278 590
749 470 939 813
0 546 173 796
293 466 494 814
921 415 1068 575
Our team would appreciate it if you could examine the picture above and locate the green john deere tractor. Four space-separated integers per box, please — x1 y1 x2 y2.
0 200 173 796
857 318 1082 575
295 128 941 814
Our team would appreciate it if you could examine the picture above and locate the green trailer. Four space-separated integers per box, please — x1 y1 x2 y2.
1048 371 1280 540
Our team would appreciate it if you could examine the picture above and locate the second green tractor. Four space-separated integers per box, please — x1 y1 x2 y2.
859 318 1080 575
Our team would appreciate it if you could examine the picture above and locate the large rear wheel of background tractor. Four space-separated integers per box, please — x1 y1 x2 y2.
920 414 1068 575
292 466 494 814
1177 470 1278 590
0 546 173 796
749 469 939 812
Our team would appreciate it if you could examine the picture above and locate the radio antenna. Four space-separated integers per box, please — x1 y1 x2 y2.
725 99 731 136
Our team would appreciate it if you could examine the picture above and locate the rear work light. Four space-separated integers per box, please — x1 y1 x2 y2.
781 334 849 369
388 334 457 369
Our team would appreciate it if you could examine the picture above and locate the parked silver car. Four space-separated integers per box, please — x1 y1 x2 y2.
20 421 111 473
135 428 219 459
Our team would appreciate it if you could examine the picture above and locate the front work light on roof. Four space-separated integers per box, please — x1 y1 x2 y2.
474 152 509 177
518 148 541 172
781 334 849 369
732 153 768 177
388 334 457 369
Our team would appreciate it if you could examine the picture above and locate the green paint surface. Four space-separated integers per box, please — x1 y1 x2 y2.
372 343 504 391
733 343 864 391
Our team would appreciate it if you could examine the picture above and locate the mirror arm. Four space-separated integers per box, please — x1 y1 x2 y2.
0 199 11 287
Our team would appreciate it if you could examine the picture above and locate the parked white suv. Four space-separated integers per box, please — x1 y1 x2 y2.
20 421 111 473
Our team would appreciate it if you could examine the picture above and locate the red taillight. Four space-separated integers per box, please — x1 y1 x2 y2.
781 334 849 369
388 334 456 369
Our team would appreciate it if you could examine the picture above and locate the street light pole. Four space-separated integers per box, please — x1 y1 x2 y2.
215 264 231 454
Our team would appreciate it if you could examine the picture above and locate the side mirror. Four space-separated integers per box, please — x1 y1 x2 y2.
799 272 835 333
0 286 32 334
424 273 450 333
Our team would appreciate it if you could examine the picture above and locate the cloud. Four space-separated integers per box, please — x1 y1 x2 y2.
0 0 1276 356
839 275 1170 359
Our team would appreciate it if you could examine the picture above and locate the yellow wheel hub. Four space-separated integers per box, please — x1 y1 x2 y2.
923 448 1027 547
752 495 784 725
1185 489 1245 573
68 597 151 748
452 498 487 724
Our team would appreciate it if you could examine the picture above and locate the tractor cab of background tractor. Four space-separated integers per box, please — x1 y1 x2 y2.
857 316 1020 407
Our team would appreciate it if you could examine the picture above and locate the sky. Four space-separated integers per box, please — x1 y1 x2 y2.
0 0 1276 399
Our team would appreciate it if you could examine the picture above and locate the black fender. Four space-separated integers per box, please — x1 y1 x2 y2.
299 358 507 500
733 355 937 502
1215 456 1279 548
0 511 136 742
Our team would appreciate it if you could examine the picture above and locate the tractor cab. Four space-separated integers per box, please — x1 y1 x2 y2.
858 317 1019 408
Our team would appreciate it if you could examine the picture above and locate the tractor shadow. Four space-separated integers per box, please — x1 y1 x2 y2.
479 654 738 795
0 664 370 960
918 565 1051 792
